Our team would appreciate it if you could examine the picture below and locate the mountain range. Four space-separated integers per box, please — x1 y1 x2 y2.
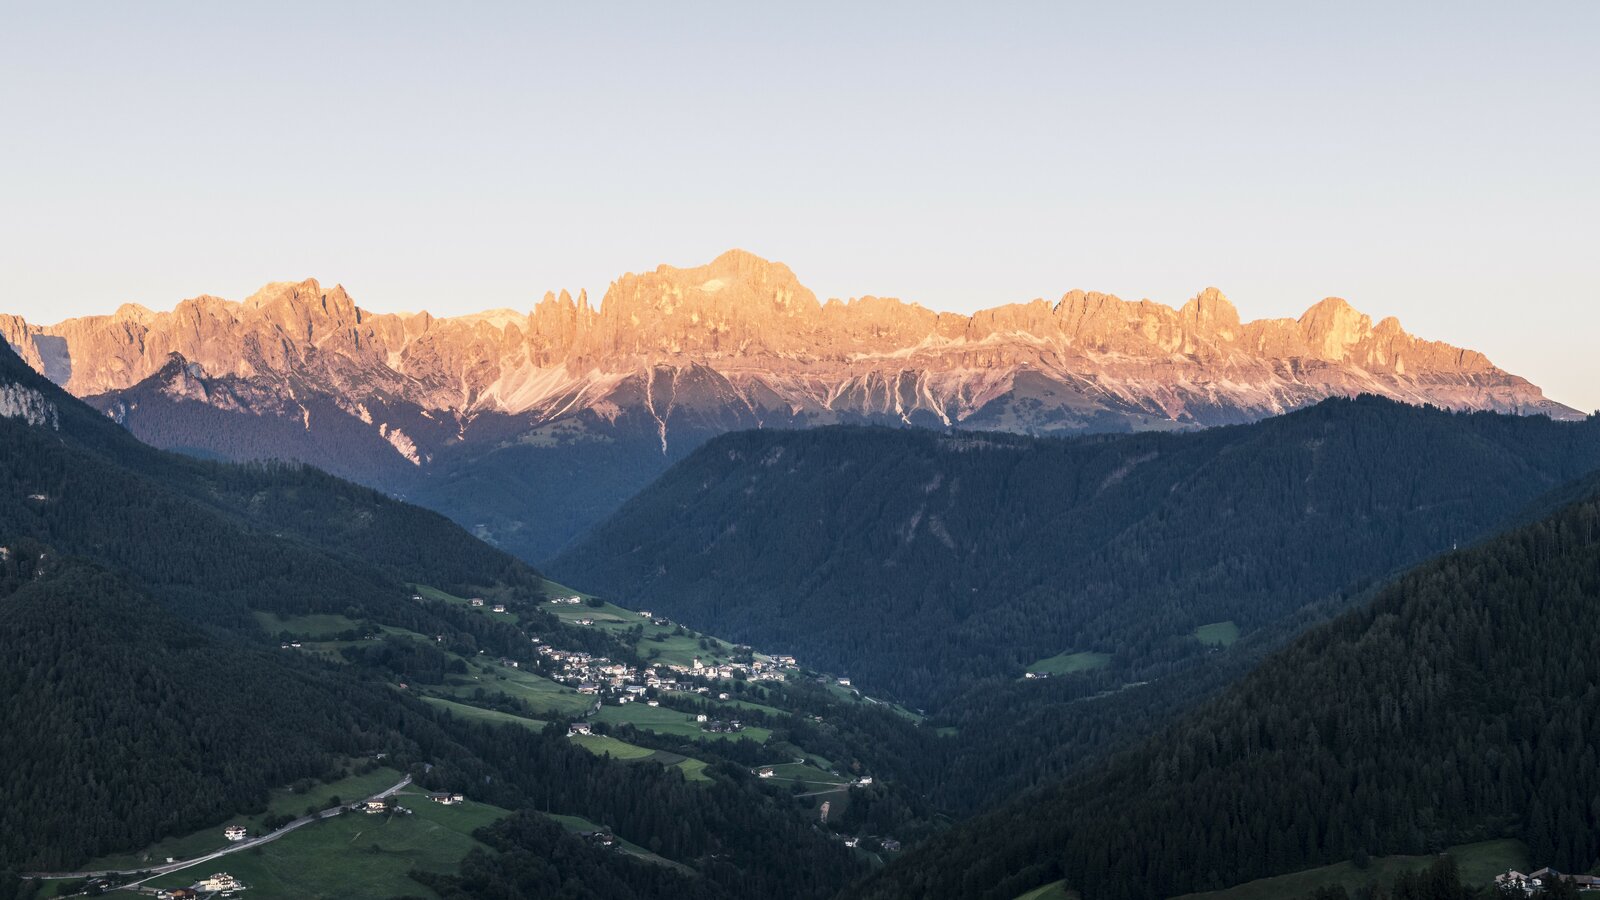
1 250 1580 561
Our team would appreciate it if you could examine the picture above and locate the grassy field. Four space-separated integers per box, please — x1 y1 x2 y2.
539 577 595 600
432 663 595 717
862 694 926 722
673 757 711 782
141 793 510 900
253 612 364 639
422 696 549 730
684 692 789 718
568 732 658 759
544 594 741 669
1193 620 1241 647
567 732 711 781
411 583 473 604
1026 650 1112 675
540 812 690 871
1171 839 1528 900
596 702 771 743
83 767 404 871
760 762 849 788
1014 881 1078 900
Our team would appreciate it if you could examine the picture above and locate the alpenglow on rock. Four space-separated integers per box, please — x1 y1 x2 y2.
2 249 1575 430
1 249 1579 561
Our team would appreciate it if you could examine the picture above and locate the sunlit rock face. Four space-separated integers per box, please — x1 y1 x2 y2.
7 249 1576 440
1 249 1578 559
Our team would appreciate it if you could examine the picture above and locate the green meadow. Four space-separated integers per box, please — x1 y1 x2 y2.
140 793 511 900
83 766 405 872
1193 620 1241 647
1026 650 1112 675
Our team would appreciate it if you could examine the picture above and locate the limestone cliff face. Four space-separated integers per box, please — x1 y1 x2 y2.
6 249 1578 452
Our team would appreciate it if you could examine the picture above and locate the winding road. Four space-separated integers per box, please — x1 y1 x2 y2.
23 775 412 887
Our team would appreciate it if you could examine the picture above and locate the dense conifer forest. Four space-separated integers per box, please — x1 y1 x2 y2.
850 477 1600 899
553 398 1600 707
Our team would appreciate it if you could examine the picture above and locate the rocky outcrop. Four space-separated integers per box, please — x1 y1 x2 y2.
8 249 1576 562
10 249 1575 433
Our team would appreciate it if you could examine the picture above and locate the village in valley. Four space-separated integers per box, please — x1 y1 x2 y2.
29 579 917 900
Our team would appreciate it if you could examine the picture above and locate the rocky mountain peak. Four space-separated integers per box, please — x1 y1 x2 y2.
6 250 1579 434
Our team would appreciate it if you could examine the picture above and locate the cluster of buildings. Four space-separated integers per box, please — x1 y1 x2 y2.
157 873 245 899
531 641 798 707
1496 867 1600 894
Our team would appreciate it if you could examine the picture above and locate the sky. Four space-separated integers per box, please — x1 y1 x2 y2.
2 1 1595 411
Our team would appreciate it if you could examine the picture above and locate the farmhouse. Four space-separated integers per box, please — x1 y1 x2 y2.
223 824 248 841
758 767 776 778
197 873 242 892
837 677 851 686
492 603 508 613
1497 868 1600 895
577 682 599 694
470 598 485 607
365 799 389 814
853 776 873 786
569 722 593 736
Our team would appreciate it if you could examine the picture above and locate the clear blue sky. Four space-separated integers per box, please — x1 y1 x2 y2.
2 2 1595 411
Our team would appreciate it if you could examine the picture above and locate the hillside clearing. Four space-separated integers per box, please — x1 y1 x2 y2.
1026 651 1111 676
1170 839 1527 900
1193 620 1240 647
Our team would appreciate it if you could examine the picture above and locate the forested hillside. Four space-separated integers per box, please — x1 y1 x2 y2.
0 552 434 869
552 398 1600 705
0 341 879 897
850 478 1600 900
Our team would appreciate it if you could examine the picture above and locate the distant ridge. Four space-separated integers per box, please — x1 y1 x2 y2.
1 250 1581 561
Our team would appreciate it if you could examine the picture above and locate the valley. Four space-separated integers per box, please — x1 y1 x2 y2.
9 4 1596 897
6 276 1600 900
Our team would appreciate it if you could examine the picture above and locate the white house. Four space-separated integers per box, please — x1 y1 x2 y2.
569 722 593 736
223 825 248 842
470 598 485 607
198 874 241 892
